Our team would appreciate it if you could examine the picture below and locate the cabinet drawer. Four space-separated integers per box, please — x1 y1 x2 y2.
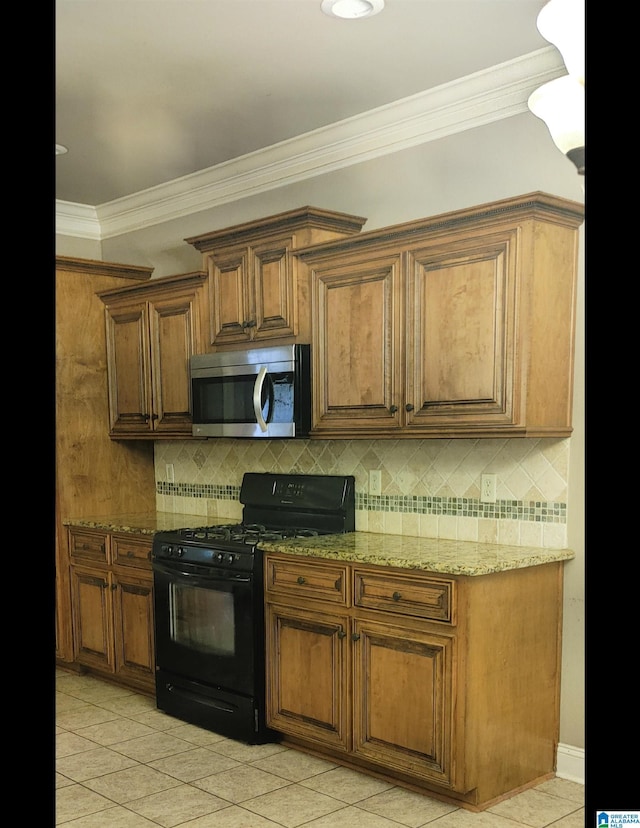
354 569 454 623
112 534 153 570
69 528 109 564
265 555 349 605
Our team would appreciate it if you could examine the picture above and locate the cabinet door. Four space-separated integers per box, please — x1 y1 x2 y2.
251 235 296 341
70 565 114 672
405 232 519 432
148 290 200 434
266 602 350 751
311 253 403 434
206 247 252 346
352 618 460 789
104 301 153 434
205 236 297 347
112 570 155 692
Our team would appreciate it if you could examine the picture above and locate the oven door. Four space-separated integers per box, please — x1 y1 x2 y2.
152 559 257 696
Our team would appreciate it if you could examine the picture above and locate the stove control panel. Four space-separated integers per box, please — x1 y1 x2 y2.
152 533 256 572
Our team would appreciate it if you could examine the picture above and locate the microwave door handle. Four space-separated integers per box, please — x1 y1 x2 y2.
253 366 269 432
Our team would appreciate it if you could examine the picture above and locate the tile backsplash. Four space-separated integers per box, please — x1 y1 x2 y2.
154 437 570 548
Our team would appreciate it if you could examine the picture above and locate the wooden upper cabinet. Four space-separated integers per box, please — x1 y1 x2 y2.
99 271 207 439
185 207 367 350
297 192 584 439
202 235 296 346
310 251 403 434
405 231 518 431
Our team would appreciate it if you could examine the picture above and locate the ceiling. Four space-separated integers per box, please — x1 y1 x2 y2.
55 0 551 208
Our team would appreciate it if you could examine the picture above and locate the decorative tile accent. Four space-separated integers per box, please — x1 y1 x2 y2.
156 482 565 524
157 482 239 500
154 436 572 547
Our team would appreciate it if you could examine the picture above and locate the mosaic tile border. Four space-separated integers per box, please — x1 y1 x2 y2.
156 482 566 523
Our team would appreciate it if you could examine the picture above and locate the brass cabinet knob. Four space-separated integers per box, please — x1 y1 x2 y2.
392 591 401 601
297 576 306 585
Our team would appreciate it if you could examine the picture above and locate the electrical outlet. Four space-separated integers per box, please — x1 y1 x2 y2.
481 473 497 503
166 464 175 483
369 469 382 496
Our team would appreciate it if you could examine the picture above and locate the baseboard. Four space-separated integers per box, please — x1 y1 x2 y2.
556 743 585 784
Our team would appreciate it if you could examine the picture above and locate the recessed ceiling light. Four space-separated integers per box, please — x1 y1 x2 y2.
56 144 68 156
321 0 384 19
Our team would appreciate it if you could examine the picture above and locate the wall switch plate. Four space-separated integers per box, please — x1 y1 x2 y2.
481 473 497 503
166 464 175 483
369 469 382 496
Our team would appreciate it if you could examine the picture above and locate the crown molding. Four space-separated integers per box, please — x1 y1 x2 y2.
55 200 101 239
56 48 565 241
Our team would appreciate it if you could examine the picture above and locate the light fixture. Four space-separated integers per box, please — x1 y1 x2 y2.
536 0 584 83
527 0 585 175
528 76 584 174
56 144 68 156
321 0 384 19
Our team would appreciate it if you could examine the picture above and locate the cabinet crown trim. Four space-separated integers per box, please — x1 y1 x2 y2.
56 255 154 281
97 271 207 303
184 206 368 251
294 192 584 259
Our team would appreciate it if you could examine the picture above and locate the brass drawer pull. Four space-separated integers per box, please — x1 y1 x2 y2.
297 576 306 585
392 591 402 601
351 633 361 641
337 630 347 639
334 577 342 591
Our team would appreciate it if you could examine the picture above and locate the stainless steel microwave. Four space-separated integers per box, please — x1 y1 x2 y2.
190 344 311 438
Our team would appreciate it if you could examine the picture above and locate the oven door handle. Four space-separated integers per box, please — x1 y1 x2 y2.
152 561 252 585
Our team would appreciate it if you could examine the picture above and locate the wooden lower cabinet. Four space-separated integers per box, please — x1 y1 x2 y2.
264 552 563 809
352 618 457 789
266 603 351 751
68 527 155 694
70 565 114 671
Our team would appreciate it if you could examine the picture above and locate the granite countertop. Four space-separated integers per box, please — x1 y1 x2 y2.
63 513 575 576
62 512 237 536
258 532 575 576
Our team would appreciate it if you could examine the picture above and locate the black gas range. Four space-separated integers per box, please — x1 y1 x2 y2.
151 472 355 743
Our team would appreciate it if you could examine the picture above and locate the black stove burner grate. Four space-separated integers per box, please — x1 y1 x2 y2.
177 523 321 544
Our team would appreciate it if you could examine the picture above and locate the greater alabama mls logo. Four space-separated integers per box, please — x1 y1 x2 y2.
598 813 640 827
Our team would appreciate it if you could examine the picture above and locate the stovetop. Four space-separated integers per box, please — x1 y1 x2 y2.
175 523 323 542
152 472 355 570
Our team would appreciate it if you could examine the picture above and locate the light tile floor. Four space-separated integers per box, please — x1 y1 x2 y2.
56 670 585 827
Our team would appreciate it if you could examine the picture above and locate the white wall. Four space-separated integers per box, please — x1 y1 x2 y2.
56 109 585 767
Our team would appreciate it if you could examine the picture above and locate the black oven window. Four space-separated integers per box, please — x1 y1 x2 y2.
193 372 295 424
169 583 235 656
